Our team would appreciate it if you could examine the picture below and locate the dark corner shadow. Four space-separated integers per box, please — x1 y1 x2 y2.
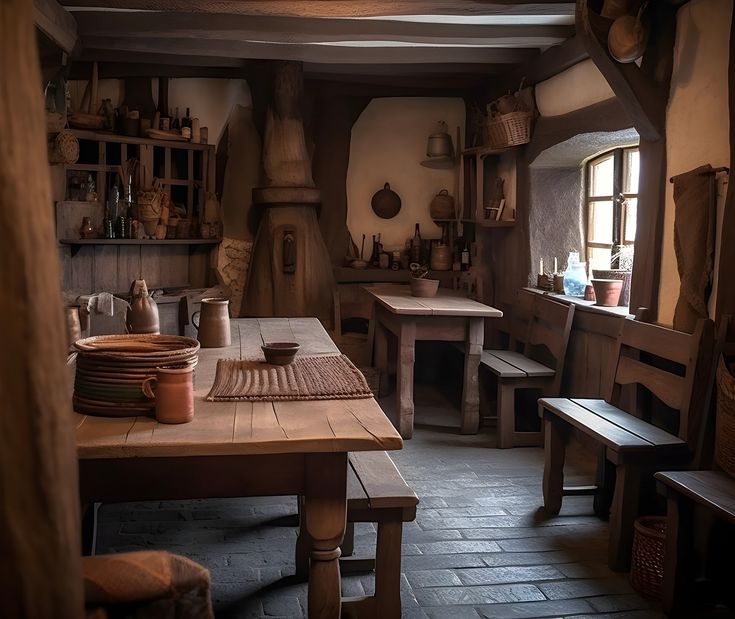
530 506 556 525
216 573 307 615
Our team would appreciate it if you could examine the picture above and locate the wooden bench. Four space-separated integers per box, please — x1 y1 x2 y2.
655 470 735 614
539 317 714 571
296 450 418 619
482 293 575 448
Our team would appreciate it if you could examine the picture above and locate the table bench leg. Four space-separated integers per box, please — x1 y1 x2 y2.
542 415 567 515
304 453 348 619
608 463 640 571
460 318 483 435
662 492 694 615
396 320 415 439
374 319 390 398
496 382 515 448
374 518 403 619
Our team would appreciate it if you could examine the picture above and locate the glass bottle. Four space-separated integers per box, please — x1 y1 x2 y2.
461 241 470 271
563 251 588 296
172 107 181 131
181 107 192 129
410 223 422 264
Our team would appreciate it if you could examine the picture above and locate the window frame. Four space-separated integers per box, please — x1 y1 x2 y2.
585 146 638 270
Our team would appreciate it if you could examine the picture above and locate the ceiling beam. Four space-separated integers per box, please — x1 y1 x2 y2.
34 0 77 54
303 62 509 77
74 12 573 46
62 1 575 18
80 36 540 64
68 61 251 79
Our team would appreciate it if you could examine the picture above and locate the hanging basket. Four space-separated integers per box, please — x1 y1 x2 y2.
630 516 666 599
716 356 735 476
485 111 533 149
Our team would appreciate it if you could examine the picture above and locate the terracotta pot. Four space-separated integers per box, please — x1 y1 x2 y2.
591 279 623 307
192 297 231 348
430 244 452 271
592 269 632 306
410 278 440 298
430 189 455 220
142 366 194 424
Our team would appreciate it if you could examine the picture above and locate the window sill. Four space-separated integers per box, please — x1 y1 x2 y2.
522 287 631 318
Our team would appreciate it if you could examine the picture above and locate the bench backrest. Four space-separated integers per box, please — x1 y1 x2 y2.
607 317 714 449
520 295 576 392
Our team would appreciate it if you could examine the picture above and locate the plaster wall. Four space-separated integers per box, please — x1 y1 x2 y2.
67 78 252 145
528 167 585 284
346 97 465 252
535 59 615 117
659 0 732 325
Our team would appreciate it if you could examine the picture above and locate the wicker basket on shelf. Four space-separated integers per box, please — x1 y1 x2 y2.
630 516 666 599
716 356 735 476
485 110 533 149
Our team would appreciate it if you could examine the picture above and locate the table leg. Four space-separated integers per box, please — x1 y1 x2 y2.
460 317 483 434
396 318 416 439
374 317 390 398
303 453 348 619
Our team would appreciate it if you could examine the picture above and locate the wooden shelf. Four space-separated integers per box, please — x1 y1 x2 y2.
432 218 515 228
461 145 510 158
59 238 220 257
70 129 214 152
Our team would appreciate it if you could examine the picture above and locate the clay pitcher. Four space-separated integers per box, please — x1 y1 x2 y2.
192 297 231 348
63 306 89 348
142 366 194 424
126 279 160 334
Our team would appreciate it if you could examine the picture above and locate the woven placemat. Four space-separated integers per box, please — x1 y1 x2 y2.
205 354 374 401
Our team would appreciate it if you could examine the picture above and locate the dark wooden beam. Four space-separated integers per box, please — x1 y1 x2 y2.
74 11 573 45
63 1 575 18
69 60 250 79
304 78 471 98
34 0 77 54
79 35 540 64
304 62 509 77
79 48 250 67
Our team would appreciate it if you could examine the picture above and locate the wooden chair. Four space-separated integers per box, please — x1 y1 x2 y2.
482 292 575 448
539 317 714 571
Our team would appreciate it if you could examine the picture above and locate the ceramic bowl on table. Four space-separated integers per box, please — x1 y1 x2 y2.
262 342 300 366
409 278 440 298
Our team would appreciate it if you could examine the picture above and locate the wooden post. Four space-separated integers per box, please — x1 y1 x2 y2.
0 0 84 616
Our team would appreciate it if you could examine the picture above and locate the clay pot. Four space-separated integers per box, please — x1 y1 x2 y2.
410 278 440 298
127 279 160 334
154 224 167 240
64 306 89 349
591 279 623 307
426 131 454 158
371 183 401 219
430 189 455 220
192 297 231 348
430 244 452 271
142 366 194 424
262 342 300 366
593 269 632 306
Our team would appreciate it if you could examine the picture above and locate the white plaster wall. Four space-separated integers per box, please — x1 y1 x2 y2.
658 0 732 326
346 98 465 251
535 59 615 117
68 78 252 145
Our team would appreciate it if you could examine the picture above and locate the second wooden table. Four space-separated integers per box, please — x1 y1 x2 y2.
365 285 502 438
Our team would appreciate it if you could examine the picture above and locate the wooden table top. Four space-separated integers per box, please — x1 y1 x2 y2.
364 285 503 318
75 318 403 459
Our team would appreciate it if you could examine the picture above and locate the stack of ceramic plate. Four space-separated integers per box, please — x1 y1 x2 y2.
72 334 199 417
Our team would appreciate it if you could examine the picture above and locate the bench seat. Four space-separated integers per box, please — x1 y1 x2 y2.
483 350 555 378
655 470 735 524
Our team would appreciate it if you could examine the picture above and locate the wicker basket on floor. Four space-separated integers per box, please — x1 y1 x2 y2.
715 356 735 476
630 516 666 599
485 110 533 148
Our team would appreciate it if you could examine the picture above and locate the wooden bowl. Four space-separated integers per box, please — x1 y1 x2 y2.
262 342 300 365
410 278 439 298
351 259 368 269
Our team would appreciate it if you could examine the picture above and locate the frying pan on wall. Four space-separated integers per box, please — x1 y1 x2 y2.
371 183 401 219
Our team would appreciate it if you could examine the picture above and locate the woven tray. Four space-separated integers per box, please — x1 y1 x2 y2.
206 355 373 402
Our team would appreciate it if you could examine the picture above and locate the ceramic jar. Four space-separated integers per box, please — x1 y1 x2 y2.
127 279 160 334
563 257 588 297
142 366 194 424
430 244 452 271
192 297 231 348
79 217 95 239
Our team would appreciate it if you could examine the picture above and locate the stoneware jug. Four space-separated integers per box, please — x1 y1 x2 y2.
64 305 89 349
127 279 160 334
142 366 194 424
192 297 231 348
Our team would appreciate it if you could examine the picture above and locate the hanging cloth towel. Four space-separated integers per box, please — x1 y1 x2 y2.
672 164 715 333
87 292 115 316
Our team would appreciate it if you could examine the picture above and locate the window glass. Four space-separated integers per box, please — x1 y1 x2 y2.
623 149 640 194
624 198 637 243
589 247 612 271
588 200 614 244
590 155 614 197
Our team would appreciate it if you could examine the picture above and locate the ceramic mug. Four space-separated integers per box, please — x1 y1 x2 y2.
192 297 231 348
142 366 194 424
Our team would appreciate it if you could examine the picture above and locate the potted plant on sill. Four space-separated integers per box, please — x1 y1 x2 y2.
592 246 633 307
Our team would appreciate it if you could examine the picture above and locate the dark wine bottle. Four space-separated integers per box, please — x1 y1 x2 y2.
410 223 422 264
181 107 192 129
172 107 181 131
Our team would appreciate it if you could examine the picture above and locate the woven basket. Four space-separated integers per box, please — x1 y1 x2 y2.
630 516 666 599
485 111 533 148
716 356 735 476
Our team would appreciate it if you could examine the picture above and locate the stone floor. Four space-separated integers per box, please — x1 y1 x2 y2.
96 385 666 619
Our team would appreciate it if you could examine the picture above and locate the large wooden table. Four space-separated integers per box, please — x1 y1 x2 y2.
74 317 402 619
365 285 502 438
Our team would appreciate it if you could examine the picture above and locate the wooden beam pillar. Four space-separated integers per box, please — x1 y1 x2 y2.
0 0 83 617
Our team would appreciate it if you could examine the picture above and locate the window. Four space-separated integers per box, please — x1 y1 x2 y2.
586 147 639 271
